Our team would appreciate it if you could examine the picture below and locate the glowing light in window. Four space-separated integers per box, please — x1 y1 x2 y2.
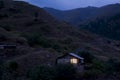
70 58 78 64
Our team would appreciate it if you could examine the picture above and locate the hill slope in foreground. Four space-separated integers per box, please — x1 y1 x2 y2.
0 0 120 74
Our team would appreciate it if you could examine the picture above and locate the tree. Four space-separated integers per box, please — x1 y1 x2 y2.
34 12 39 21
55 64 76 80
0 57 4 80
78 51 94 63
0 0 4 9
7 61 18 72
29 65 55 80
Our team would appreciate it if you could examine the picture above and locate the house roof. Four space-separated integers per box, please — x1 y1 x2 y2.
56 53 84 60
69 53 84 60
0 45 16 47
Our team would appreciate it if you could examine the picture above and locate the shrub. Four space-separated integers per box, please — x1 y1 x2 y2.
7 61 18 72
37 37 52 48
21 33 40 46
0 14 8 19
34 12 39 21
2 61 19 80
114 61 120 73
39 25 52 34
0 1 4 9
0 35 7 41
8 8 20 14
78 51 94 63
29 65 55 80
22 33 53 48
105 58 120 74
1 25 12 31
92 60 105 72
55 64 76 80
0 58 4 80
51 42 62 52
83 69 101 80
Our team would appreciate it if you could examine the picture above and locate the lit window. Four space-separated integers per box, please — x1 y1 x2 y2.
70 58 78 64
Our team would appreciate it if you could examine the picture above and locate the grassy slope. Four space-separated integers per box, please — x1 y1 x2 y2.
0 1 120 72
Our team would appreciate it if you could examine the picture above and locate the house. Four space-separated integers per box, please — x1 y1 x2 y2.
56 53 84 65
0 44 17 57
0 44 17 50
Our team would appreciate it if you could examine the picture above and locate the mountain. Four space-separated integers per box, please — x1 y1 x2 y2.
80 4 120 40
44 4 120 26
44 4 120 40
1 1 120 79
44 6 99 25
0 0 120 64
80 13 120 40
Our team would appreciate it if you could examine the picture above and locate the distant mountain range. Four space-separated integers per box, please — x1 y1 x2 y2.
44 3 120 40
44 3 120 26
44 6 98 25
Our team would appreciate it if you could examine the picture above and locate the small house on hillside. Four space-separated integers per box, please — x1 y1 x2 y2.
0 44 17 50
56 53 84 65
0 44 17 57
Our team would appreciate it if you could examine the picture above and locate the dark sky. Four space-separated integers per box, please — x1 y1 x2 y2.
21 0 120 10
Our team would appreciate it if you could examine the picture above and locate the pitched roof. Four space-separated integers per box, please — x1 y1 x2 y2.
69 53 84 60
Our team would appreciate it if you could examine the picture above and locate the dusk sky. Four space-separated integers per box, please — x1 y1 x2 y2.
21 0 120 10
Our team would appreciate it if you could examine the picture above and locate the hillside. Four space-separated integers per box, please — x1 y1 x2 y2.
0 1 120 80
44 3 120 26
44 4 120 40
44 6 99 25
80 13 120 40
0 0 120 64
79 4 120 40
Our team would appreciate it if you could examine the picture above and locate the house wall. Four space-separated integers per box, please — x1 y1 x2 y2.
57 56 71 64
57 55 80 64
56 55 84 72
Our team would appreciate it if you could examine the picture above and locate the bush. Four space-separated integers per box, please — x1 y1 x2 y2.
29 65 55 80
1 25 12 31
22 33 53 48
39 25 52 34
78 51 94 63
114 61 120 73
92 60 105 72
2 61 19 80
0 14 8 19
83 69 101 80
8 8 20 14
37 37 52 48
7 61 18 72
0 1 4 9
51 42 62 52
55 64 76 80
34 12 39 21
105 58 120 74
0 35 7 41
0 58 4 80
21 33 41 46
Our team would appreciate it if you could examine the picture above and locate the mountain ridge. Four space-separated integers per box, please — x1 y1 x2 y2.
44 3 120 25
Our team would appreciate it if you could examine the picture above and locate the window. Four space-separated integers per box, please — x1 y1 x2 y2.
70 58 78 64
